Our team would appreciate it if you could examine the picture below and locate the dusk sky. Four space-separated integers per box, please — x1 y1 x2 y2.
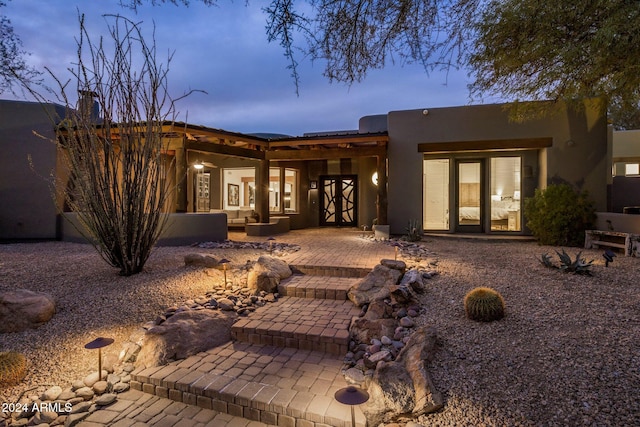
3 0 497 136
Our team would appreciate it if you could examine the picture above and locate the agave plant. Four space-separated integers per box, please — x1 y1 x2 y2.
539 253 556 269
555 249 594 275
538 250 594 275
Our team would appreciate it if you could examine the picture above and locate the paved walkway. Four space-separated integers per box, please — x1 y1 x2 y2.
77 228 393 427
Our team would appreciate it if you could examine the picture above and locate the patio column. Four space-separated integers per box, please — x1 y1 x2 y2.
175 145 188 212
256 158 270 223
376 154 388 225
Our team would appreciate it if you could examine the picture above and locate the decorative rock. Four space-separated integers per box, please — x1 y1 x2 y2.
74 387 94 401
83 371 107 387
92 380 109 395
135 309 237 368
106 374 121 385
363 326 443 425
400 269 425 293
348 264 402 307
344 367 366 385
351 318 397 345
407 422 426 427
246 255 292 294
70 401 93 414
57 390 76 401
113 382 130 393
399 316 415 328
184 253 219 268
32 410 58 424
0 289 56 332
42 385 63 401
380 259 407 271
94 393 117 406
381 336 392 346
217 298 235 311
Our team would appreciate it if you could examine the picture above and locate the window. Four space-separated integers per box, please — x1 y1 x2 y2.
269 168 280 212
222 167 255 209
284 169 298 212
490 157 521 231
625 163 640 176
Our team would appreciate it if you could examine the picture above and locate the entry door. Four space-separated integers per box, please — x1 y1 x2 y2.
456 161 483 232
320 175 357 226
195 172 210 212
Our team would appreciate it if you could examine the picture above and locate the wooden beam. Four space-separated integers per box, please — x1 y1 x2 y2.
186 140 265 160
268 134 388 148
267 146 386 161
418 137 552 153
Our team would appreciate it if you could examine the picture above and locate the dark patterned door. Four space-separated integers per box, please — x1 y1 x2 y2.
320 175 357 226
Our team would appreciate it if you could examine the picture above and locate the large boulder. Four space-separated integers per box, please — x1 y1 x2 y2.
0 289 56 332
348 264 402 307
184 253 219 268
363 326 443 425
247 255 292 294
135 309 237 368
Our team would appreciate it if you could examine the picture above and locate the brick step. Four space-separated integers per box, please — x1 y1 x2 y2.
231 297 360 355
130 342 366 427
290 264 370 278
277 275 360 300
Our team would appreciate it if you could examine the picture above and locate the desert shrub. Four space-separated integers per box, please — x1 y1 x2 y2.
464 287 505 322
404 219 423 242
0 351 27 387
524 184 596 246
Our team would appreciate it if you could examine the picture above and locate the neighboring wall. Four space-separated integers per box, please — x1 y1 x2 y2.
0 100 64 239
373 101 609 234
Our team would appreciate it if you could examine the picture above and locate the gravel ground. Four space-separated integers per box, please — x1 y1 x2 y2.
413 237 640 427
1 237 639 427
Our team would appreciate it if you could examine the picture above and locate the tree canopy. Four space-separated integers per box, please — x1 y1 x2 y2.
469 0 640 126
0 0 41 94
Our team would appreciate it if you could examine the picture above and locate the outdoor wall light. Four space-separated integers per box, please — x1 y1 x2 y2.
422 109 429 115
371 172 378 186
84 337 114 381
219 258 230 288
335 385 369 427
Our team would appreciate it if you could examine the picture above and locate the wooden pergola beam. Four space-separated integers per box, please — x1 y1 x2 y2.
186 140 265 160
266 146 387 161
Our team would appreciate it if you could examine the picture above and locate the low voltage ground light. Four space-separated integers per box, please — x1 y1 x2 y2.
334 385 369 427
84 337 114 381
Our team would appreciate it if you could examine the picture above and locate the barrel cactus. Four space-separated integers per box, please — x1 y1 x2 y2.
464 287 505 322
0 351 27 387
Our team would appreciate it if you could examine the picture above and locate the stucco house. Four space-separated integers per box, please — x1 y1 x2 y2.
0 98 614 241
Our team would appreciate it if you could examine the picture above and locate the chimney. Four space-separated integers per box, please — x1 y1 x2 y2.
78 90 99 122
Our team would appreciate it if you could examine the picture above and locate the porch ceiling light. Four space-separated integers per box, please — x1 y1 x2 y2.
194 162 204 170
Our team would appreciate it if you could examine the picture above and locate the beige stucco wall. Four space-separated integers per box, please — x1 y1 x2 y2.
0 100 65 239
367 101 609 234
612 129 640 159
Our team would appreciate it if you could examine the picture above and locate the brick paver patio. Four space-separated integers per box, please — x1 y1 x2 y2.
77 228 393 427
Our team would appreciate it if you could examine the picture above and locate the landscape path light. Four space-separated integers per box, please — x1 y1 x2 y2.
334 385 369 427
84 337 114 381
267 236 276 255
219 258 230 288
603 249 616 267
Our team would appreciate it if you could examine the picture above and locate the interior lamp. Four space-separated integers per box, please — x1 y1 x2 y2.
514 191 521 200
491 194 501 202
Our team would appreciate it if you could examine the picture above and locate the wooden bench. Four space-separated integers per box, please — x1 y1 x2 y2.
584 230 639 256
